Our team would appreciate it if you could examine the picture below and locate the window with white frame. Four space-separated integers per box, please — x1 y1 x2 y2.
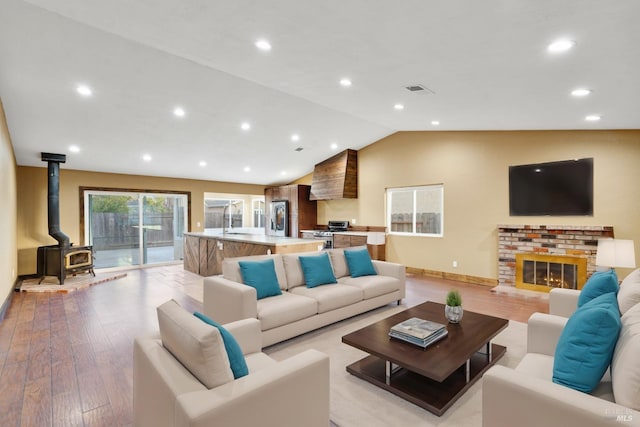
252 199 265 228
204 199 244 232
386 185 443 236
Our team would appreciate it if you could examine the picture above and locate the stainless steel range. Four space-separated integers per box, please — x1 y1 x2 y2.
312 220 349 249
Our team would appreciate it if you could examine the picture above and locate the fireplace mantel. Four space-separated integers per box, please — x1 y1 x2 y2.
497 224 614 288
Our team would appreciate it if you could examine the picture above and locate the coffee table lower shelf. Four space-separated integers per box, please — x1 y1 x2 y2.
345 343 506 416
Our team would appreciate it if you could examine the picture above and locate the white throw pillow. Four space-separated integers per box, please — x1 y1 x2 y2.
618 269 640 315
157 299 233 389
611 302 640 410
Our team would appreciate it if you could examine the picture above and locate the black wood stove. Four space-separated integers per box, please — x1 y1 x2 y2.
36 152 95 284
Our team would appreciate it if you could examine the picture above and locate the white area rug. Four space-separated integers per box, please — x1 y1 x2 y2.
264 304 527 427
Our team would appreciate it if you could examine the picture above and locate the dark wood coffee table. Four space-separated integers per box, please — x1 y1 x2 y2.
341 301 508 416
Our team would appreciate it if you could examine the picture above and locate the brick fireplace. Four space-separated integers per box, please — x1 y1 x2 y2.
498 224 614 290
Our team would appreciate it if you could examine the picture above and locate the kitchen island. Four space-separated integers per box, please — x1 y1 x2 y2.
183 232 323 276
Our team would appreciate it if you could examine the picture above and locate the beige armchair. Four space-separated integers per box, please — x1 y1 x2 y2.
483 275 640 427
134 301 330 427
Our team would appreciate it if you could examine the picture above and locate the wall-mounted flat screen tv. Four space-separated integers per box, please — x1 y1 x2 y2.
509 158 593 216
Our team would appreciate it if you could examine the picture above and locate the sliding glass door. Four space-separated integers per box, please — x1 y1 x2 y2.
84 191 188 269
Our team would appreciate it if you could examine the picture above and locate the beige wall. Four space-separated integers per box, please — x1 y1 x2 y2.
0 99 18 305
17 167 265 275
317 130 640 281
14 129 640 281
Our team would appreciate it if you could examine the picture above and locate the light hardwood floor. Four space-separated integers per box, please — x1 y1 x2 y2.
0 264 548 427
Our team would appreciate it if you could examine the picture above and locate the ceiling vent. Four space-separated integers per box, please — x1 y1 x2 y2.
294 147 304 152
405 84 435 94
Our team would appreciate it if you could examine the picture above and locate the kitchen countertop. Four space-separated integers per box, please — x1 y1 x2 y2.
300 229 369 235
184 231 319 245
300 230 386 244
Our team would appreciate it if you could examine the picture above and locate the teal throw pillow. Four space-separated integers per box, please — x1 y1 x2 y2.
344 247 377 278
299 252 337 288
238 259 282 300
552 292 621 392
193 312 249 379
578 269 618 308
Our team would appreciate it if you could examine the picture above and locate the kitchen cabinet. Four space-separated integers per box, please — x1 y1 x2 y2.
333 234 367 249
333 232 385 260
265 184 317 238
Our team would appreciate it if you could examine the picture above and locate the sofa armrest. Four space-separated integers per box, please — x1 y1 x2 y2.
483 365 639 427
223 318 262 355
203 276 258 325
527 312 568 356
174 349 330 427
549 288 580 317
372 260 406 299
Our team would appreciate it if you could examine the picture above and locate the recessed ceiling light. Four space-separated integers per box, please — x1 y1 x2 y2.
241 122 251 131
571 88 592 97
547 39 575 53
142 154 152 162
339 78 352 87
76 84 92 97
330 142 338 150
199 161 207 167
173 107 185 117
291 134 300 142
280 171 287 176
69 145 80 153
585 115 601 121
255 39 272 51
244 166 251 172
394 104 405 110
431 120 440 126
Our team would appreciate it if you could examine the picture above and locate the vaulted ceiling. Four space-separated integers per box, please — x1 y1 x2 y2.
1 0 638 185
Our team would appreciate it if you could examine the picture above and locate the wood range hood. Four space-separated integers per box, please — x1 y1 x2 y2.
309 149 358 200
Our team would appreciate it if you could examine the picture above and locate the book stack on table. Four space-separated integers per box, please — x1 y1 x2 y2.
389 317 448 348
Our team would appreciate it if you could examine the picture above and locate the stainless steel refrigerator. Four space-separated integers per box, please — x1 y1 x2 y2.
268 200 288 237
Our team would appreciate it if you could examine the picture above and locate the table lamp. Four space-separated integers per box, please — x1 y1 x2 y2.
595 238 636 272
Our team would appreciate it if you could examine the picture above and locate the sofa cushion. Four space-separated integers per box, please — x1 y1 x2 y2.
339 275 400 300
618 268 640 315
299 252 338 288
611 302 640 410
244 352 277 373
193 312 249 379
282 251 331 290
157 300 233 389
290 284 363 313
577 269 618 308
517 353 555 381
327 249 350 279
223 254 288 290
344 247 377 278
552 292 621 393
238 258 283 299
517 352 615 401
257 292 318 331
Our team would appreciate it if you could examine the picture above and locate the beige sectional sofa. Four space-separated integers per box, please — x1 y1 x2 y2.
203 248 406 347
134 300 330 427
483 269 640 427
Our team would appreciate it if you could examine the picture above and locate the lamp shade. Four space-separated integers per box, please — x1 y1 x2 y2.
595 239 637 269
